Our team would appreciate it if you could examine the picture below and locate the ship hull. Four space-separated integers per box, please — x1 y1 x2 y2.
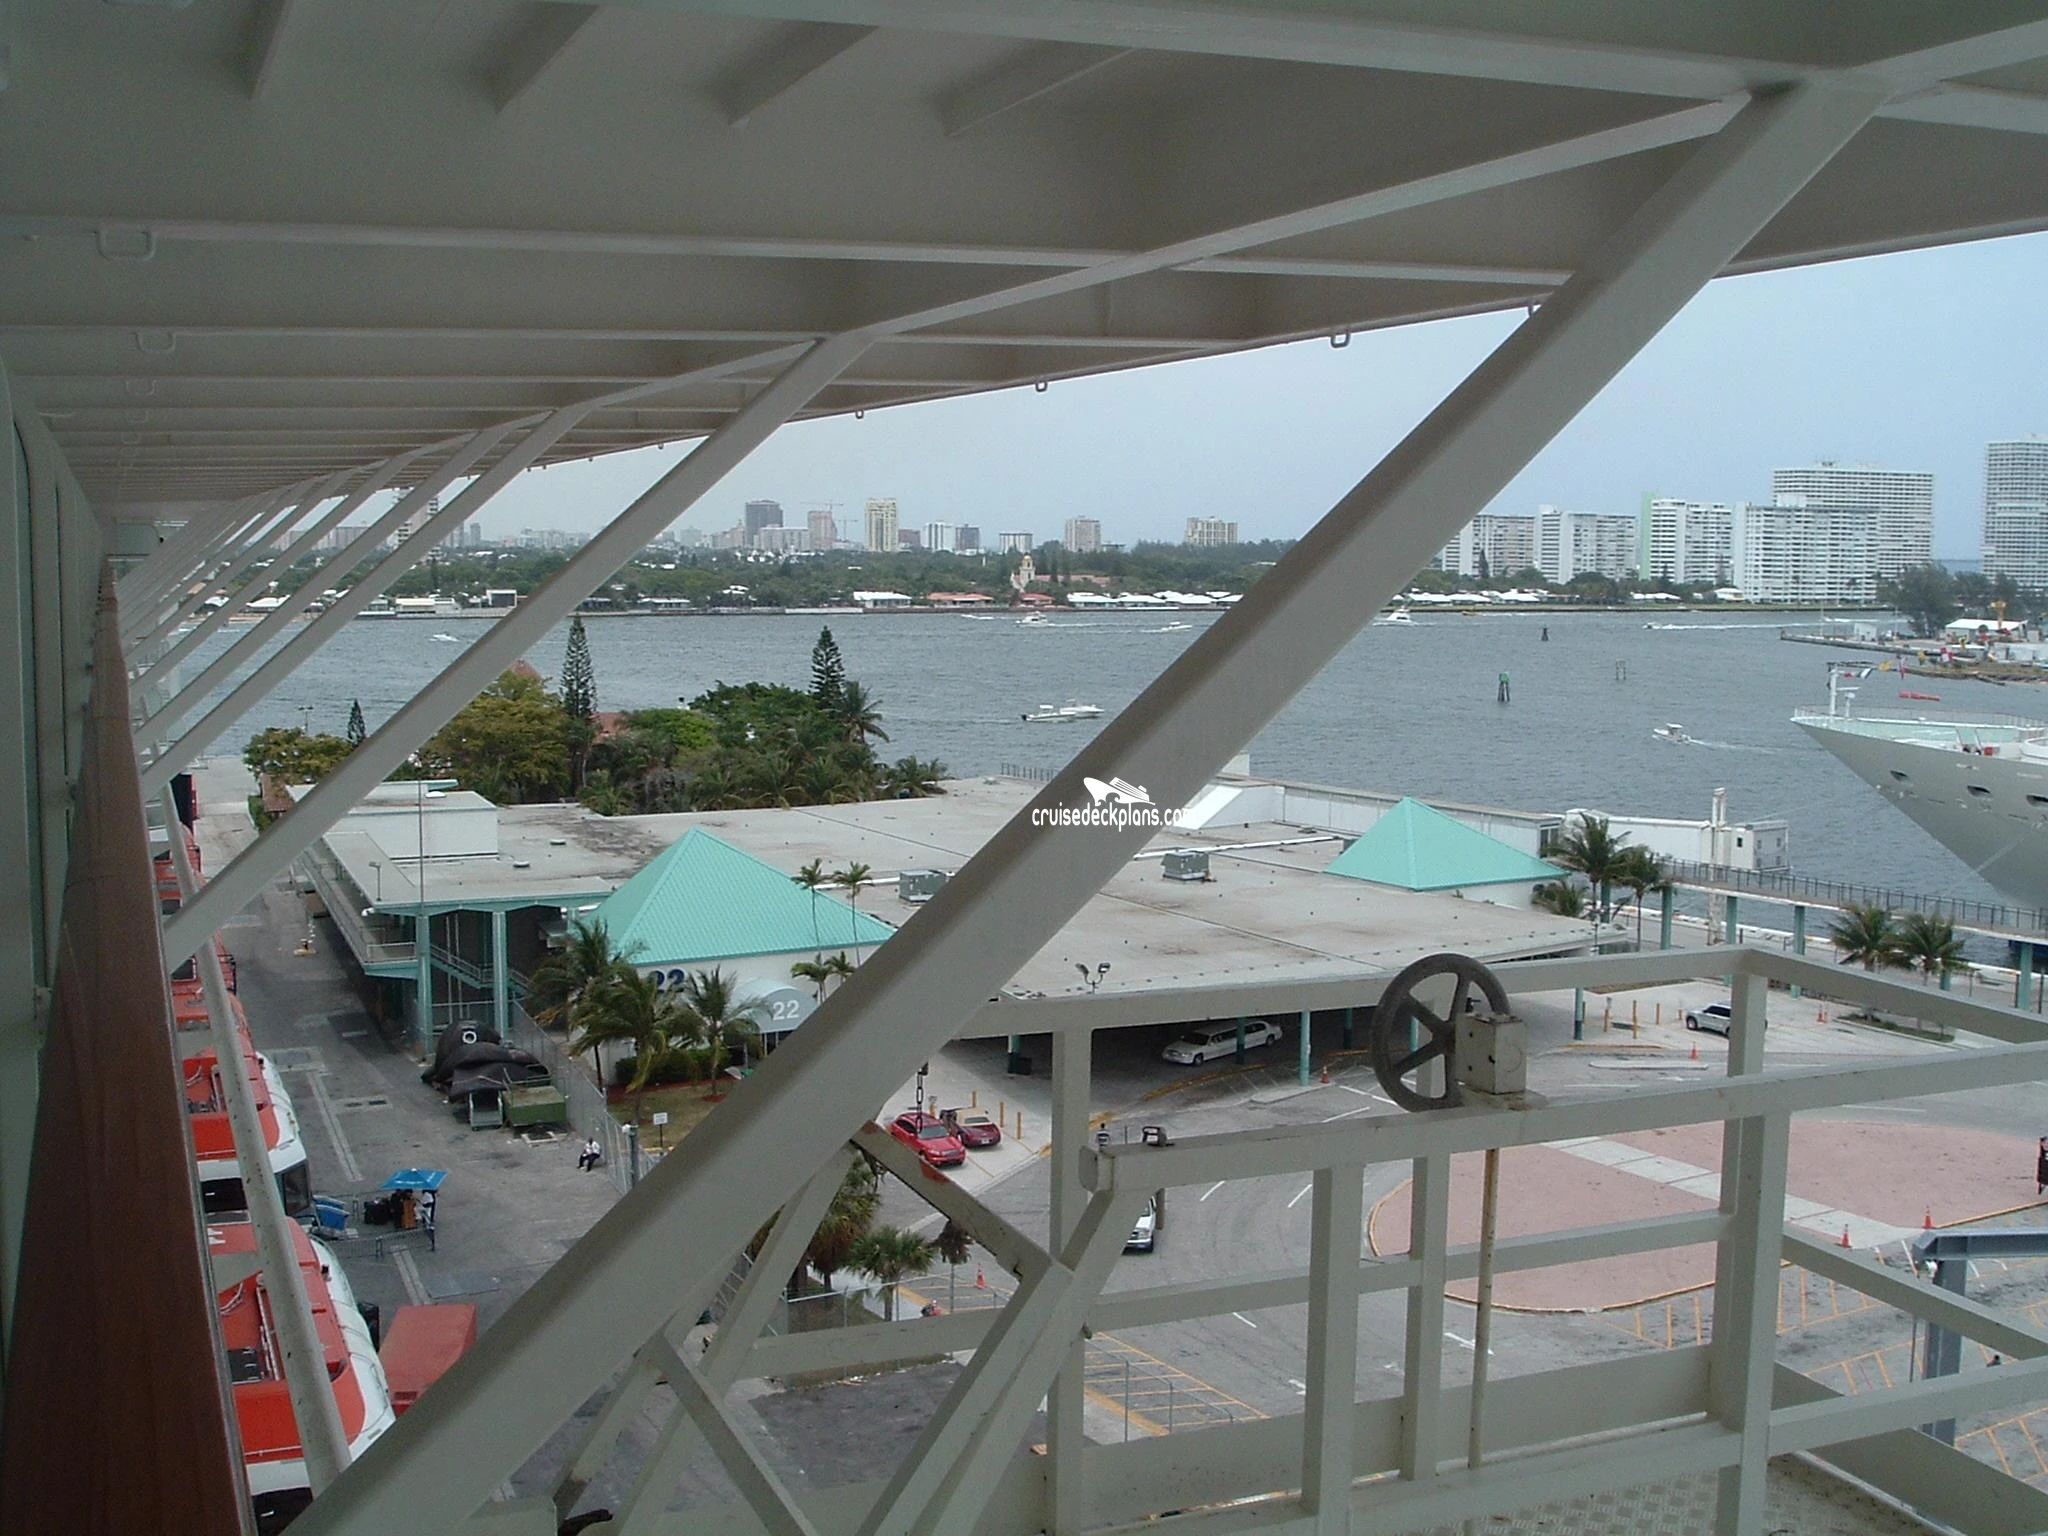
1796 717 2048 911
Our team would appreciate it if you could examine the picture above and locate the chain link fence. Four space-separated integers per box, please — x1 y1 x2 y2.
505 1002 638 1194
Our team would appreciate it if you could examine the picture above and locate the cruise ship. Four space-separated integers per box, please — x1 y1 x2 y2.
1794 680 2048 910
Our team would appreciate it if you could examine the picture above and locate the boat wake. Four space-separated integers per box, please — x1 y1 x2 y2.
430 632 461 643
1685 737 1790 755
1643 622 1786 631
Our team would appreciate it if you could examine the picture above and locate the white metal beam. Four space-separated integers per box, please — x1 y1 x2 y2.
243 0 300 100
936 41 1130 137
118 490 284 634
163 335 868 968
485 4 603 112
649 1339 820 1536
714 21 877 126
1301 1163 1363 1529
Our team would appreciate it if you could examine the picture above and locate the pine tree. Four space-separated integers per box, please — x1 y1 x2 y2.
562 616 596 724
810 626 847 713
345 698 367 747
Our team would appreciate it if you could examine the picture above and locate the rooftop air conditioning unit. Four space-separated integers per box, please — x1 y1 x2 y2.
1162 850 1211 882
898 869 949 903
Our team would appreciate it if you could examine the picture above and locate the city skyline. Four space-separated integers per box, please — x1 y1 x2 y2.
444 232 2043 560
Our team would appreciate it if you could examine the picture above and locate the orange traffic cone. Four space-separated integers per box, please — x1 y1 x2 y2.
975 1267 986 1289
1320 1066 1331 1085
1924 1207 1934 1230
1839 1225 1852 1248
1690 1043 1698 1061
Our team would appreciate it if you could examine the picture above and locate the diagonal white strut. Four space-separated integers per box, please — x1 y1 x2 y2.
287 79 1886 1536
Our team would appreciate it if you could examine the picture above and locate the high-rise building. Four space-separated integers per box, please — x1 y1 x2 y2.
1769 462 1933 580
1534 506 1636 584
1638 497 1734 585
756 525 810 553
1063 517 1102 553
1982 437 2048 589
744 499 784 543
863 497 899 552
1439 513 1536 580
1185 517 1238 547
398 494 440 543
1732 502 1875 603
956 524 981 552
996 531 1033 554
897 528 922 551
924 522 957 554
807 507 839 550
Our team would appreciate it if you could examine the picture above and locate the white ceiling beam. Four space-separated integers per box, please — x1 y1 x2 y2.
1882 81 2048 137
712 21 876 127
485 3 604 113
935 40 1130 136
1871 16 2048 92
242 0 299 100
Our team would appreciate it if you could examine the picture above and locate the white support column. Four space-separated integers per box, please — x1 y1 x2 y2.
136 455 414 682
1400 1153 1451 1483
650 1341 820 1536
289 87 1884 1536
165 336 868 967
122 488 295 654
489 909 509 1039
1303 1162 1364 1529
134 421 524 770
163 791 353 1490
1046 1029 1091 1532
1711 1112 1790 1536
116 489 271 622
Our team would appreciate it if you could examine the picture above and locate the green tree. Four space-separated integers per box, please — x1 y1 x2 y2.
794 859 830 953
882 756 948 798
671 966 767 1082
561 615 597 792
572 968 690 1126
417 667 573 804
1611 845 1668 945
1549 813 1631 920
243 726 356 786
803 1158 881 1292
1882 564 1958 638
1893 912 1967 986
934 1221 973 1268
835 679 889 746
833 862 873 913
345 698 367 748
1532 880 1587 919
810 626 847 714
847 1225 935 1321
525 918 643 1050
1829 902 1900 971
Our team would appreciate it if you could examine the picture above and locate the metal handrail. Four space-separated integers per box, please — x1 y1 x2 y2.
1662 857 2048 937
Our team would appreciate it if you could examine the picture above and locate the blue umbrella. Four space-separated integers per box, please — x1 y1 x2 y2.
381 1168 447 1192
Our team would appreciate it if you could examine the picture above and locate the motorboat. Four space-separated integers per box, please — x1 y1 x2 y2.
1374 606 1417 625
1015 613 1052 626
1022 702 1103 723
1793 666 2048 909
1652 723 1691 744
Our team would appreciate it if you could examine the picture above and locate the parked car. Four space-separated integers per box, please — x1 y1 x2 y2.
889 1110 967 1167
1126 1195 1158 1253
940 1107 1001 1149
1161 1019 1282 1065
1685 1003 1733 1036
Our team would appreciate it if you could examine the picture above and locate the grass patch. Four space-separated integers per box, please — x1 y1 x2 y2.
612 1081 726 1144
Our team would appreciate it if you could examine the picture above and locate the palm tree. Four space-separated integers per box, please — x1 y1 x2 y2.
674 965 767 1082
836 680 889 746
934 1220 974 1312
1532 880 1588 919
882 756 948 798
1893 912 1967 987
804 1157 881 1292
794 858 829 954
526 919 644 1079
1829 902 1900 971
791 958 834 1002
833 861 872 913
570 968 688 1127
1550 812 1630 920
1611 845 1667 946
848 1225 934 1321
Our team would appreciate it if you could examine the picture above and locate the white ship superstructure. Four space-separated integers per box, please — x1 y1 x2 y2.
1794 680 2048 910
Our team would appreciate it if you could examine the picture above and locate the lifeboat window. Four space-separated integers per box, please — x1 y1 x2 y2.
223 1346 266 1385
1966 784 1992 798
1888 770 1910 782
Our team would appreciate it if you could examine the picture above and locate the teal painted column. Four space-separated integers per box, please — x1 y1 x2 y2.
1236 1017 1248 1065
1790 905 1806 998
1298 1009 1311 1085
414 911 433 1056
491 908 509 1037
2020 943 2036 1012
1572 987 1583 1041
1341 1007 1354 1049
1659 887 1673 951
1724 894 1740 945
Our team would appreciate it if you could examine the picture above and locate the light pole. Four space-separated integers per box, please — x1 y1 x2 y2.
368 859 382 901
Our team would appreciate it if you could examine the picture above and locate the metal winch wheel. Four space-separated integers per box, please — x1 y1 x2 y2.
1369 951 1513 1113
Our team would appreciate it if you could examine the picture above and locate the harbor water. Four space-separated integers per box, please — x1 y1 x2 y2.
169 609 2041 910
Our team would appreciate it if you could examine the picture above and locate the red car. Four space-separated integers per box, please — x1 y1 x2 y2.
940 1107 1001 1149
890 1111 966 1168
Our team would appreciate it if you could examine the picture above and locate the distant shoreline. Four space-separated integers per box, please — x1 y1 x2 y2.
326 602 1899 621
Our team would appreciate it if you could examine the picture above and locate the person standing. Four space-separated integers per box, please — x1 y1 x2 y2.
2036 1136 2047 1195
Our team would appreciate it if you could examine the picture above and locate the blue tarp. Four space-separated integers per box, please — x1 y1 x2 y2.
381 1168 447 1191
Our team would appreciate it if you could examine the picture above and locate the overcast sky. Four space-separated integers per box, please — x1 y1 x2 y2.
467 230 2047 560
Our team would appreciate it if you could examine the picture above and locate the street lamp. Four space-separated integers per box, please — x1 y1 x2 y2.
368 859 382 901
1076 962 1111 993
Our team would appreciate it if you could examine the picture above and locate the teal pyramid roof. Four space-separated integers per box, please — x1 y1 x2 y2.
1324 799 1562 892
592 828 895 965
